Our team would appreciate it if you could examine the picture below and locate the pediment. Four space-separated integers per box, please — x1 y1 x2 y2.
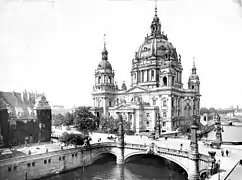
125 86 149 93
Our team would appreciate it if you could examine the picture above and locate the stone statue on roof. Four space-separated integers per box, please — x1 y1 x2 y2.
121 81 127 91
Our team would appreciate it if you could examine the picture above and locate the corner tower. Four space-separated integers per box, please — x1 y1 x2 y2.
92 35 116 117
188 60 200 93
34 95 52 143
0 98 9 147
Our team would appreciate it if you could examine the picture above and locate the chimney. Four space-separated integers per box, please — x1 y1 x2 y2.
27 92 30 101
21 91 25 102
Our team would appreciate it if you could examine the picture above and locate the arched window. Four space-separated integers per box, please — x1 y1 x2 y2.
151 70 154 79
184 104 190 118
108 77 111 84
172 77 175 86
163 76 167 86
109 100 112 107
142 71 144 82
192 85 194 89
134 73 136 80
98 77 101 84
163 100 167 107
104 75 106 83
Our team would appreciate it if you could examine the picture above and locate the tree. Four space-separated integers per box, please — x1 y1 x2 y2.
52 113 65 126
59 132 86 146
100 115 132 135
63 112 74 126
59 132 69 144
208 107 217 114
200 107 209 115
73 106 99 131
178 124 191 135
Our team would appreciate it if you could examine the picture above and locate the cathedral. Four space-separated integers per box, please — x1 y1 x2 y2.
91 7 200 133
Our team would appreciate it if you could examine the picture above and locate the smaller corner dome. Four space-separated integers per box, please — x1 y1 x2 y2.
97 60 112 71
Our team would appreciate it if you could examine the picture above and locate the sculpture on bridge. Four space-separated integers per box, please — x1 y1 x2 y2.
146 143 158 155
214 114 222 149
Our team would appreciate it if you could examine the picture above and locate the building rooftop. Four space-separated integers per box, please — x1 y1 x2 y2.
0 90 44 118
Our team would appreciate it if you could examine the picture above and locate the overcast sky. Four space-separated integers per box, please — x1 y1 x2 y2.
0 0 242 109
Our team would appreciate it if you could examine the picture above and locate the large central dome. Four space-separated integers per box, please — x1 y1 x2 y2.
136 33 178 60
135 9 178 61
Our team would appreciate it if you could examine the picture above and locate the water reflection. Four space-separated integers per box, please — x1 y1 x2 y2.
42 154 187 180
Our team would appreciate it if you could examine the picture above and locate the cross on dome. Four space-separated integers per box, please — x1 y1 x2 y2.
192 57 197 74
102 34 108 60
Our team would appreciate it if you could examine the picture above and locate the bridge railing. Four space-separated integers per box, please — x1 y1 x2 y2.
0 142 116 166
91 142 117 148
125 143 189 157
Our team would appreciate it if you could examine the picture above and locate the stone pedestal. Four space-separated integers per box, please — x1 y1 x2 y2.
208 151 216 176
116 146 125 164
188 143 200 180
188 116 200 180
116 114 125 165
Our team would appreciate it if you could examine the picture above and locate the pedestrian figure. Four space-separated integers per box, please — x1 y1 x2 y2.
221 150 224 157
180 143 183 150
226 149 229 156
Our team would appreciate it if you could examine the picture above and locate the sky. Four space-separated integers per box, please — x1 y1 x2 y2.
0 0 242 109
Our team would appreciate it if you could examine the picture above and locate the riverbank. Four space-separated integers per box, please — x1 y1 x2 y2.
0 142 111 180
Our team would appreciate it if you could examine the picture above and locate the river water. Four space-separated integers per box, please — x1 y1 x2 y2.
41 154 187 180
206 122 242 142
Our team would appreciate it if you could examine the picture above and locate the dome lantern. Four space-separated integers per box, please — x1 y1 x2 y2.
150 4 161 36
102 34 108 61
97 34 112 71
192 60 197 75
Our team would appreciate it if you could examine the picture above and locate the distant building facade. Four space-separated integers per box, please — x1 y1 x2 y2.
91 8 201 133
0 90 51 147
216 109 235 119
234 105 242 117
51 105 71 115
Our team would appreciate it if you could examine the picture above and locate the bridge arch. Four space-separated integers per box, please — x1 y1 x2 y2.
124 151 189 174
91 150 117 164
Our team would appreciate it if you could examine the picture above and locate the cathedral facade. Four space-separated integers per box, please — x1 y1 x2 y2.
91 8 200 133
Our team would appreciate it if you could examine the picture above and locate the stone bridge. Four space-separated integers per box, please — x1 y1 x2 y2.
88 141 214 180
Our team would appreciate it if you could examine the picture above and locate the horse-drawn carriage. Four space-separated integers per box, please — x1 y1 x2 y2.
107 135 117 141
